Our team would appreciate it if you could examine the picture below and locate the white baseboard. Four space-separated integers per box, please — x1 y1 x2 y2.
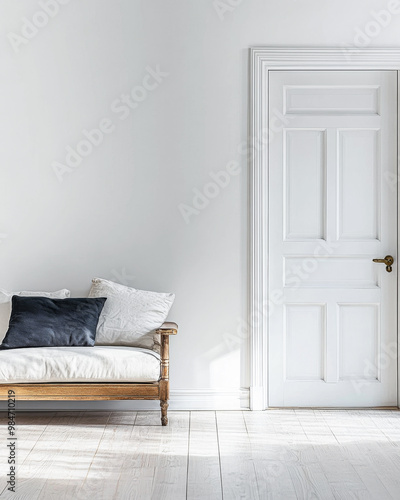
170 388 249 410
0 388 250 411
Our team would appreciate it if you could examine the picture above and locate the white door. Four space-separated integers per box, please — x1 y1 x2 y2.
268 70 398 407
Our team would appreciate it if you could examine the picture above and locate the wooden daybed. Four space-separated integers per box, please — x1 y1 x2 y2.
0 322 177 426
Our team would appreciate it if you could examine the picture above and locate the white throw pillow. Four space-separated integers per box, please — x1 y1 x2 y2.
0 288 71 343
88 278 175 350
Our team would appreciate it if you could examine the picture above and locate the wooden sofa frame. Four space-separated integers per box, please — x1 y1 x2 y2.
0 322 177 426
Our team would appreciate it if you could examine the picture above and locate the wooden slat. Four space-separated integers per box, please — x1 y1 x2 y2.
243 411 298 499
146 411 190 500
0 383 160 399
187 411 222 500
114 411 172 498
217 411 260 499
39 412 112 499
309 410 370 498
74 414 133 500
3 395 160 401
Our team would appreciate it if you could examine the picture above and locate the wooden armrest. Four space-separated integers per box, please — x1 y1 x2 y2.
156 322 178 335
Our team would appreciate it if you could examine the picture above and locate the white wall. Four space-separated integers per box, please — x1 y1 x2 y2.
0 0 399 409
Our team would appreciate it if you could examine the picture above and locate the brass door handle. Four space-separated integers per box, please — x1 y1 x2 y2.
372 255 394 273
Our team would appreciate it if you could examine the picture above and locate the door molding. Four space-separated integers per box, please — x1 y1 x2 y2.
249 47 400 410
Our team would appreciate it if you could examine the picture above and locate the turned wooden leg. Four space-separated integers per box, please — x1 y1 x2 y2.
160 334 170 427
160 400 168 426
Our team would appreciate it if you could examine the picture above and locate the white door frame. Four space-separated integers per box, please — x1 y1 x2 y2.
249 47 400 411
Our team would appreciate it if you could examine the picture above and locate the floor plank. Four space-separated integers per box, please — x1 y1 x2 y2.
244 411 298 499
149 411 190 500
40 412 111 500
113 414 165 499
78 413 133 500
217 411 260 499
187 411 222 500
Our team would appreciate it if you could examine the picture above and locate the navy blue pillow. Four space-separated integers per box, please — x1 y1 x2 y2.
0 296 107 349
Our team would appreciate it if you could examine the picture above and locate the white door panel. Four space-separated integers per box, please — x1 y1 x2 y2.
269 70 398 407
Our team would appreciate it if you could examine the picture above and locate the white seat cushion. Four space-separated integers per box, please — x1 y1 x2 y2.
0 346 161 383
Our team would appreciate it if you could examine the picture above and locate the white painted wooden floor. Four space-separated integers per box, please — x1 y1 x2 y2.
1 410 400 499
